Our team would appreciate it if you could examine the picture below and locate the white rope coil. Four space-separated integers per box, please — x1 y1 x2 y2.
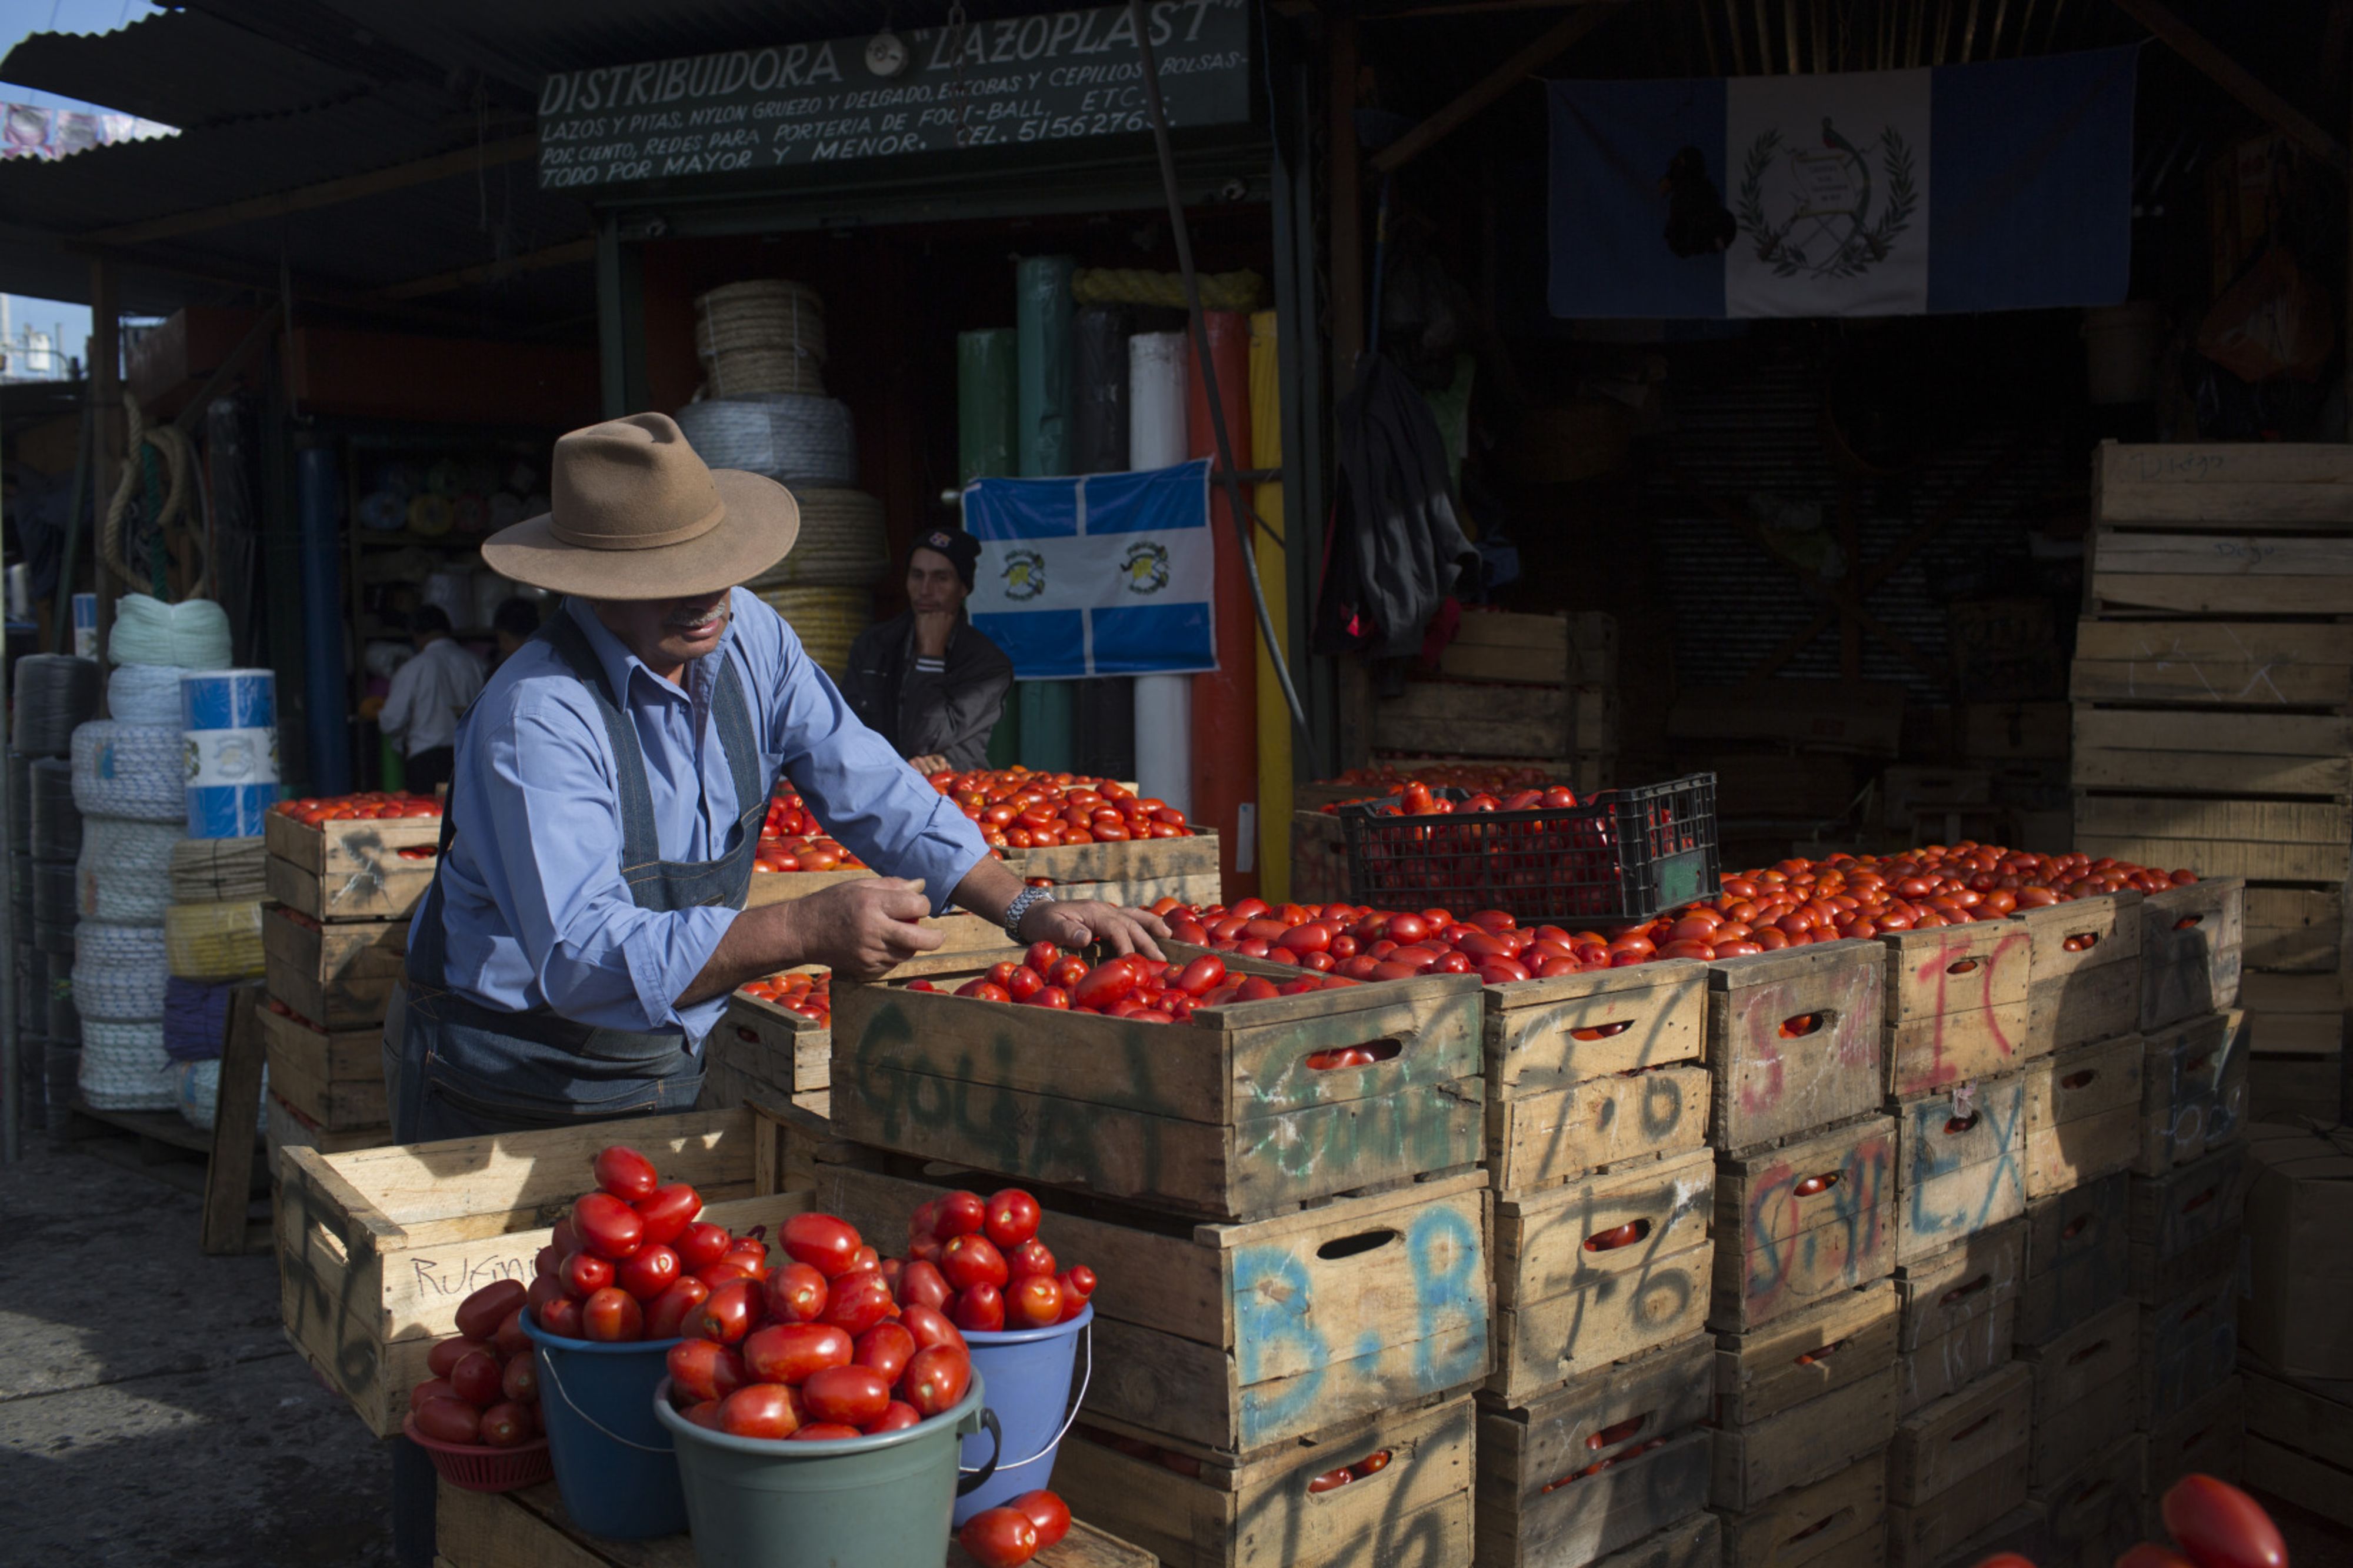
754 585 871 678
72 722 186 822
675 395 858 486
11 655 102 756
74 922 170 1023
30 758 81 863
108 663 186 726
170 837 266 904
109 593 231 670
79 1019 176 1110
749 488 889 590
78 816 182 926
698 280 829 397
165 900 265 980
177 1057 222 1130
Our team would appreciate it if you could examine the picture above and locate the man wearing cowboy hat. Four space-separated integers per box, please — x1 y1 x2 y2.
386 413 1167 1142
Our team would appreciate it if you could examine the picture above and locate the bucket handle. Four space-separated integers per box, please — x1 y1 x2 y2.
956 1408 1005 1497
538 1350 674 1456
962 1320 1094 1477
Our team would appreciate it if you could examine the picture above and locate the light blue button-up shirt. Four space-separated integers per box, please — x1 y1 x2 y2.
421 589 991 1041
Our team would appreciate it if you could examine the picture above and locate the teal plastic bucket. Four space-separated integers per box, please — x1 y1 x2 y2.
652 1374 1000 1568
520 1313 686 1539
955 1307 1092 1524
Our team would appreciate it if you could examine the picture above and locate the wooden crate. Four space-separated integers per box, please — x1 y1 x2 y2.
1888 1360 2031 1506
260 1005 388 1131
2029 1362 2137 1493
1879 923 2033 1097
2009 891 2142 1056
2070 619 2353 708
1491 1148 1712 1403
277 1106 808 1437
996 829 1223 888
2242 970 2350 1056
2244 1369 2353 1532
2143 1374 2245 1527
1891 1073 2027 1265
1712 1367 1898 1513
263 1091 388 1179
1436 609 1618 686
2138 878 2247 1032
2128 1141 2248 1300
2086 515 2353 615
262 908 406 1029
2015 1173 2130 1347
1482 960 1710 1196
2139 1267 2239 1430
1711 1449 1888 1568
1290 810 1347 904
436 1477 1155 1568
1372 679 1612 760
2021 1033 2144 1196
2017 1296 2138 1440
1056 872 1225 910
2089 441 2353 519
2248 1054 2344 1122
1712 1115 1896 1333
1704 943 1887 1154
1576 1513 1721 1568
828 964 1484 1221
1055 1393 1473 1568
1477 1339 1713 1568
1885 1430 2030 1566
813 1156 1490 1457
2245 884 2345 973
2013 1433 2146 1568
264 809 439 921
2072 796 2350 885
1894 1220 2024 1350
1897 1292 2014 1417
709 987 830 1105
1714 1280 1899 1429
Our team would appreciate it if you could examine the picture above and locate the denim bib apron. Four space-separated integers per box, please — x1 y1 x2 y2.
389 612 768 1142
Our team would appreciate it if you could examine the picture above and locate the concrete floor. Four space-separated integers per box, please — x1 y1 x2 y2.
0 1133 393 1568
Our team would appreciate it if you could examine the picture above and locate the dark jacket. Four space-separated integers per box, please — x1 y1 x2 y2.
841 612 1014 771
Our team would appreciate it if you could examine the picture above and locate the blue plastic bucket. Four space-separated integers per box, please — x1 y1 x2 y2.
519 1313 686 1539
655 1373 999 1568
955 1305 1092 1524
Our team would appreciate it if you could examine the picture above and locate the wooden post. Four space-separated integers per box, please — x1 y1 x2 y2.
201 986 268 1255
88 259 119 677
1329 13 1373 772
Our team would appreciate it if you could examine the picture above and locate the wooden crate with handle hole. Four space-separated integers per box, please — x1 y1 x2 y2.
2008 890 2141 1057
1714 1279 1899 1432
1704 942 1887 1155
260 1004 388 1131
1712 1114 1897 1333
2022 1032 2144 1196
1711 1364 1899 1514
2128 1140 2248 1300
1894 1217 2024 1352
2142 1374 2245 1535
264 809 439 921
2012 1432 2146 1568
1711 1447 1888 1568
2015 1172 2129 1347
262 907 408 1029
1879 922 2033 1097
1891 1073 2027 1266
2139 878 2247 1033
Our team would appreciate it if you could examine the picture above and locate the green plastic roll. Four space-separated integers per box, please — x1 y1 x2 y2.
1015 255 1074 479
957 329 1018 487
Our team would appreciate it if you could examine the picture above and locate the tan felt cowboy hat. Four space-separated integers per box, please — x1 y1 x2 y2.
481 413 799 599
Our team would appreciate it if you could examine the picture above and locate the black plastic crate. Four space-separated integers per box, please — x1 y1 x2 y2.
1337 772 1719 928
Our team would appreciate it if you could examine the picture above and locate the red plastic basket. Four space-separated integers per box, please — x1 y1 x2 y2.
402 1414 554 1493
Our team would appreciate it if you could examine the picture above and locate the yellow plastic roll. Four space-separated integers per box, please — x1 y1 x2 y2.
165 899 267 981
1071 267 1265 313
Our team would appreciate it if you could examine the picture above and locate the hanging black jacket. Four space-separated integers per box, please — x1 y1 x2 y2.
1315 355 1480 660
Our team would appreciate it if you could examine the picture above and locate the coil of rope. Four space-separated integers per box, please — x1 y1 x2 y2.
104 391 209 599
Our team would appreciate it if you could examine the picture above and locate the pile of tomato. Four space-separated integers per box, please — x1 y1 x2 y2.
406 1278 543 1450
1166 897 1654 985
906 940 1362 1021
736 970 829 1024
273 791 442 825
926 766 1193 851
1971 1473 2283 1568
1315 762 1558 814
755 790 866 874
518 1145 752 1343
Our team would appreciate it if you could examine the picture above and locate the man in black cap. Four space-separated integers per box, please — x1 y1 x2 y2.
842 526 1013 775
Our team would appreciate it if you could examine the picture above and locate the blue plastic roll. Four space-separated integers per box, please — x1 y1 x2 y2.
182 668 281 839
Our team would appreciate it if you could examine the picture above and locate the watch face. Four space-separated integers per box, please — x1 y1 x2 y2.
865 32 909 77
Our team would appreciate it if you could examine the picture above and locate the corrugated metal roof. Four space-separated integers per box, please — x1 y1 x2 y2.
0 9 375 131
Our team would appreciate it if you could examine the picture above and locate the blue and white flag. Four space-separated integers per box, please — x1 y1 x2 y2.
961 459 1217 679
1548 46 2137 318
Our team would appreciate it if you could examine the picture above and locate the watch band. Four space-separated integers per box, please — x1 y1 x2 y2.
1004 885 1056 942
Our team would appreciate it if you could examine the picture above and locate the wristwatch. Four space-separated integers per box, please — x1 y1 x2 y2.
1003 885 1056 943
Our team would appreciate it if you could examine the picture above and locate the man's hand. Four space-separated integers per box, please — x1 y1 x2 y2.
912 609 957 662
790 876 944 980
1019 899 1171 962
906 753 949 777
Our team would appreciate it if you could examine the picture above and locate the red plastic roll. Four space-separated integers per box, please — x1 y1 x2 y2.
1185 311 1258 901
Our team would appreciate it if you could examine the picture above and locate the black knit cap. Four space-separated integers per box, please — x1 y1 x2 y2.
909 526 980 590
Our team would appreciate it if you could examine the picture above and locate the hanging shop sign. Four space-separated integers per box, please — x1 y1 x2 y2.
538 0 1250 191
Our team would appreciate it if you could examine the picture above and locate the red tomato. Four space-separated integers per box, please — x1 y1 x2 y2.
535 1295 584 1339
1024 940 1059 973
692 1279 764 1345
1008 1237 1056 1280
1307 1466 1352 1494
2161 1474 2286 1568
958 1507 1041 1568
718 1383 801 1440
761 1262 826 1326
742 1322 855 1384
634 1184 701 1247
802 1365 892 1428
427 1337 478 1379
448 1349 503 1406
494 1306 532 1358
501 1355 539 1405
952 1284 1006 1333
675 1222 732 1271
781 1213 863 1279
2115 1549 2199 1568
902 1345 974 1417
593 1145 660 1203
899 1303 967 1356
1011 1491 1073 1549
1008 1275 1064 1329
645 1277 709 1340
581 1287 644 1342
455 1280 528 1342
854 1321 918 1385
573 1192 645 1262
1176 955 1227 995
618 1244 681 1302
941 1233 1010 1292
561 1251 614 1299
1071 956 1144 1010
896 1259 952 1312
1005 966 1045 1003
666 1339 748 1403
819 1270 901 1337
935 1191 988 1239
985 1189 1042 1249
1047 956 1090 992
478 1400 531 1447
869 1400 922 1433
411 1377 460 1414
792 1423 864 1441
415 1396 481 1446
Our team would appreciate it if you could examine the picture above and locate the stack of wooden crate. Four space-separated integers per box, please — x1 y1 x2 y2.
1474 959 1719 1567
258 812 436 1164
2072 441 2350 1122
1370 610 1619 798
1702 940 1900 1568
824 958 1494 1566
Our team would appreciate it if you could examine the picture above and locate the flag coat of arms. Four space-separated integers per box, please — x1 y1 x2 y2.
961 459 1218 679
1548 46 2137 318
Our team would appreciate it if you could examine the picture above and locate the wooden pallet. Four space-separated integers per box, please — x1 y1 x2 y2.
1711 1115 1897 1333
1705 942 1887 1154
2015 1173 2130 1349
828 962 1485 1222
262 906 407 1029
2021 1033 2144 1197
1890 1074 2027 1266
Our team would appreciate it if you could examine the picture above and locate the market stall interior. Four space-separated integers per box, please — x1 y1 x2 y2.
1 0 2351 1564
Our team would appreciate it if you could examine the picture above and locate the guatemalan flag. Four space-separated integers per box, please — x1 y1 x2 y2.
1548 46 2137 318
961 458 1217 679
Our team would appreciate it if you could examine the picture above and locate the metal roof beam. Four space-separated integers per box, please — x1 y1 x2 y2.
374 238 598 301
2110 0 2346 172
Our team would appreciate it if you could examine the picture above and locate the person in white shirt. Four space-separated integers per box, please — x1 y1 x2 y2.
378 605 486 793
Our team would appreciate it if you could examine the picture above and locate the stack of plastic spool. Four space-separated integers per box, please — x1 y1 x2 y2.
70 595 228 1112
11 653 101 1127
